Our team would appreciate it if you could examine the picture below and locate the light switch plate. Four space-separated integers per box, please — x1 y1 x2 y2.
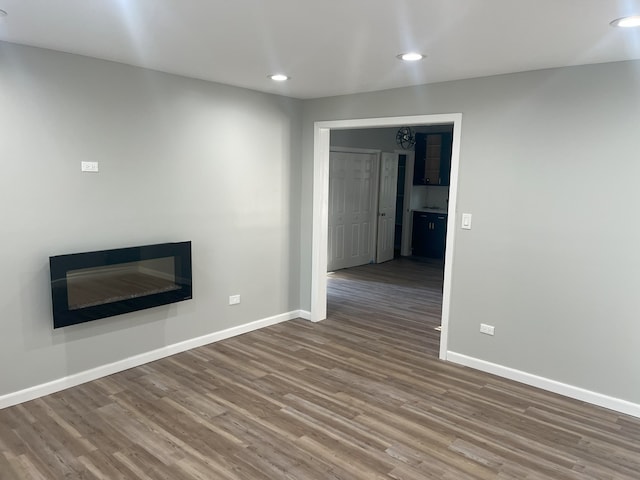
461 213 472 230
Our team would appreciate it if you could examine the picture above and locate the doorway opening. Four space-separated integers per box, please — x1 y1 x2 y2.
311 114 462 361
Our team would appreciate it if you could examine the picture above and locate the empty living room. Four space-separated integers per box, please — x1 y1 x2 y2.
1 1 640 478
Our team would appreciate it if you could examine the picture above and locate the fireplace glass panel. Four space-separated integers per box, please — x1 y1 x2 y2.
67 257 179 310
49 241 192 328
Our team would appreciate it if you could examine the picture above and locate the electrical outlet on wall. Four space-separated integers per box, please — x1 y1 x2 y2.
228 295 241 305
81 161 99 172
480 323 495 335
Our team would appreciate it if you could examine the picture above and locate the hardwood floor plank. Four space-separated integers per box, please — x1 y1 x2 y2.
1 452 50 480
1 258 639 479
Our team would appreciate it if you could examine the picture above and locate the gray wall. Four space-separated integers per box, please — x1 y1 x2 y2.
0 43 302 396
330 125 453 153
330 127 401 152
3 39 640 409
301 61 640 405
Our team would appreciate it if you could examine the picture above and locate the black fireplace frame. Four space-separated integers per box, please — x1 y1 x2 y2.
49 241 192 329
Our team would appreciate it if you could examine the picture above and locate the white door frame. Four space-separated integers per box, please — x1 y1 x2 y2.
311 114 463 361
394 149 415 257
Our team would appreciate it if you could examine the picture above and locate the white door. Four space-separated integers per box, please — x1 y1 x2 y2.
376 152 399 263
328 150 377 271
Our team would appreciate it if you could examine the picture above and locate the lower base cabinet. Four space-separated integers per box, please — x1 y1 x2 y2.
412 212 447 259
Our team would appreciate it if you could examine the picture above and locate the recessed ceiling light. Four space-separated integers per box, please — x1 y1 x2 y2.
269 74 289 82
610 15 640 28
397 52 425 62
0 9 8 17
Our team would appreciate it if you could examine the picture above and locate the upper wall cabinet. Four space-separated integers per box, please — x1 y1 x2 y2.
413 132 453 186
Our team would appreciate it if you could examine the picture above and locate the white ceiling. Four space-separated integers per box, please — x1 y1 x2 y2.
1 0 639 99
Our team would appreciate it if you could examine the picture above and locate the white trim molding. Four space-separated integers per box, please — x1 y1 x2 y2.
447 352 640 419
329 146 381 154
0 310 305 410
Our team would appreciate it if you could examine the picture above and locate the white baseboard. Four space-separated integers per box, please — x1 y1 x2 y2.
298 310 312 321
0 310 306 410
446 351 640 419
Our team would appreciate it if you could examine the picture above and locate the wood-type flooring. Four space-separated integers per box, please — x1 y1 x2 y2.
1 258 639 479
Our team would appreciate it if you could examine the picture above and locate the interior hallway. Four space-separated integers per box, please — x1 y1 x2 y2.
327 257 444 357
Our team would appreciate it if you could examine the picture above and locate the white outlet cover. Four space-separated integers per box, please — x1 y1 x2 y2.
81 161 99 172
480 323 495 335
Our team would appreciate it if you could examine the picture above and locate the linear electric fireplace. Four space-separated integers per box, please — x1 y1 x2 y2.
49 241 192 328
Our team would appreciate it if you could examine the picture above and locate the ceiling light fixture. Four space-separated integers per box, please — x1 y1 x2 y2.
269 74 289 81
0 9 8 17
610 15 640 28
397 52 425 62
396 127 416 149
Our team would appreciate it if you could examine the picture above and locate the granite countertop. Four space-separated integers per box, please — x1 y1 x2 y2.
413 207 448 214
